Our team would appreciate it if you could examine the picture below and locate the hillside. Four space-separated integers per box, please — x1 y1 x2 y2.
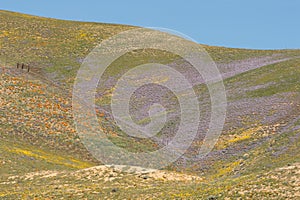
0 10 300 199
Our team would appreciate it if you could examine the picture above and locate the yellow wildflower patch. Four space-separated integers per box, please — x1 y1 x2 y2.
6 146 93 169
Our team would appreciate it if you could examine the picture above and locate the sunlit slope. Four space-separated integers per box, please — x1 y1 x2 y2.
1 10 299 85
0 10 300 199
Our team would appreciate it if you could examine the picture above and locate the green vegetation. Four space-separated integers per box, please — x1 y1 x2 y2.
0 10 300 199
226 58 300 99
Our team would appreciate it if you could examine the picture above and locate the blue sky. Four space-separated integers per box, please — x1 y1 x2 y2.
1 0 300 49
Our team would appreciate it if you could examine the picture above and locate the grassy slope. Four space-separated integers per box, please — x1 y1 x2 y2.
1 10 300 199
1 10 299 83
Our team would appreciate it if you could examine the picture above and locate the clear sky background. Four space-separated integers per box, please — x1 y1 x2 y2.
1 0 300 49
